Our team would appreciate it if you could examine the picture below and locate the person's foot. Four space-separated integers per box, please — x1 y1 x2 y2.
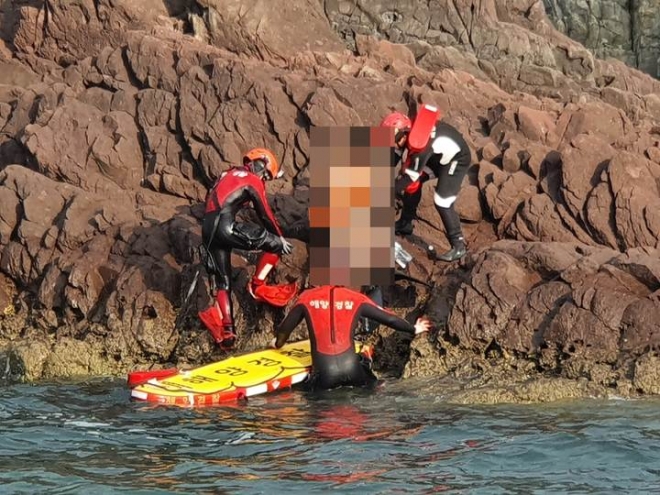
198 307 225 344
437 240 467 262
395 217 414 236
220 326 237 350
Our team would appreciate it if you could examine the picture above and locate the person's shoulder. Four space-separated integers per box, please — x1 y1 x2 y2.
435 120 459 133
232 169 263 188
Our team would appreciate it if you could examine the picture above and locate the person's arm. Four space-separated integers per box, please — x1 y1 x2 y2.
357 300 431 336
245 177 283 237
358 303 416 336
273 303 306 348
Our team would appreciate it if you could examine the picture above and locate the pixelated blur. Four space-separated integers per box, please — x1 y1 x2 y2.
309 126 396 286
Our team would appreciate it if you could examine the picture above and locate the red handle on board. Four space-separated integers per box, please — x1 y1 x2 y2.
127 368 179 388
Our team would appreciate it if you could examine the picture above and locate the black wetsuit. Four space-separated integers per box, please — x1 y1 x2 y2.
395 121 472 246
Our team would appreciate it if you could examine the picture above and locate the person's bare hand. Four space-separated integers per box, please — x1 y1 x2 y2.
414 318 431 335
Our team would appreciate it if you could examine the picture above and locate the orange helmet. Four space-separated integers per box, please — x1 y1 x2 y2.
243 148 282 180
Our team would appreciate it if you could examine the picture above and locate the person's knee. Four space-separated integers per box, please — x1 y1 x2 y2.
233 225 284 254
258 231 285 254
231 223 268 249
434 191 457 208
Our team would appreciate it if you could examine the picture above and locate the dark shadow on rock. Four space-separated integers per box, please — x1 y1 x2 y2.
589 159 611 187
0 0 43 51
539 150 563 200
270 189 310 242
161 0 190 17
0 139 28 169
112 203 203 326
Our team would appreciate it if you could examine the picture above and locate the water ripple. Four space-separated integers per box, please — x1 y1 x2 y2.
0 378 660 493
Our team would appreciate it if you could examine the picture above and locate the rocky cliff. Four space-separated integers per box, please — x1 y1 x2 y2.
543 0 660 79
0 0 659 403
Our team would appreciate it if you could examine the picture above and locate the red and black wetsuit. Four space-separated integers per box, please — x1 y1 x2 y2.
203 166 286 291
274 285 417 391
201 166 286 337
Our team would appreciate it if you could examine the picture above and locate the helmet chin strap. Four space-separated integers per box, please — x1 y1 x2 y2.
249 158 268 178
246 158 282 181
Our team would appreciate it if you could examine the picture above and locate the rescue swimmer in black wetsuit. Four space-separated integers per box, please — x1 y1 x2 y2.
270 285 431 391
199 148 296 350
380 110 473 262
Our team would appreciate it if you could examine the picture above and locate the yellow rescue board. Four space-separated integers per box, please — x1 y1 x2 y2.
130 340 371 406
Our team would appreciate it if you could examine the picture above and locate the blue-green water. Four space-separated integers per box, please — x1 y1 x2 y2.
1 378 660 494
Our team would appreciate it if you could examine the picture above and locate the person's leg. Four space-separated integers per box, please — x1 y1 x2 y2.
231 223 281 286
356 353 378 388
251 252 280 290
229 223 297 305
434 160 469 261
198 245 236 347
199 213 226 345
212 248 237 349
231 222 283 253
199 212 241 347
199 243 233 344
394 174 423 235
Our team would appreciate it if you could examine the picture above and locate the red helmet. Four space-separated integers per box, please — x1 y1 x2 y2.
242 148 282 180
380 112 412 131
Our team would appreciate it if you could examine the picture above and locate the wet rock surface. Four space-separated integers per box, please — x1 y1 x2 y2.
0 0 659 403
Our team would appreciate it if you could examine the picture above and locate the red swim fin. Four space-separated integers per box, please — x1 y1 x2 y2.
250 282 298 307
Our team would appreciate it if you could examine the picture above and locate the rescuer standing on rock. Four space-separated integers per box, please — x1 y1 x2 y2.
198 148 297 350
380 105 472 262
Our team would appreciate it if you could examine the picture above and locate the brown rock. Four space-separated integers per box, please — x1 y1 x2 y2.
481 141 502 163
545 301 619 363
517 105 558 144
449 249 540 351
560 102 631 146
559 134 616 224
620 299 660 354
501 281 571 353
607 152 660 250
506 193 583 243
489 171 537 221
609 248 660 289
455 185 483 223
197 0 345 59
501 139 528 173
477 158 508 187
487 103 518 144
0 0 659 392
0 273 16 317
646 146 660 164
355 35 416 67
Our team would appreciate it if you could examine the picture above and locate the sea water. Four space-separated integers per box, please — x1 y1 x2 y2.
1 377 659 494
